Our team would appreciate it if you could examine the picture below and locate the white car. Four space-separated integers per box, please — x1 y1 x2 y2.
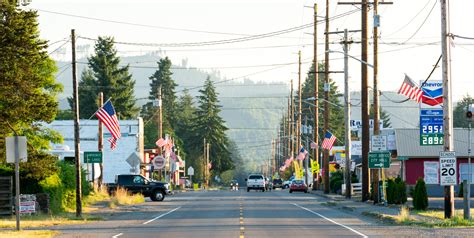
246 174 265 192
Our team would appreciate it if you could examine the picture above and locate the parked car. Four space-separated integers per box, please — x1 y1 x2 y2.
289 179 308 193
272 178 283 189
107 174 170 201
246 174 265 192
282 180 292 189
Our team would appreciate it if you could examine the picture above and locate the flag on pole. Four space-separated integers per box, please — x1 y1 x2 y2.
155 138 166 147
398 74 423 103
297 147 308 161
321 132 336 150
95 100 121 150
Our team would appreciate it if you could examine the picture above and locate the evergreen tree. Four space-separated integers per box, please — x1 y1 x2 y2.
141 57 178 147
188 77 234 176
413 177 428 210
69 36 138 119
454 95 474 128
370 105 392 128
0 4 62 182
301 62 344 145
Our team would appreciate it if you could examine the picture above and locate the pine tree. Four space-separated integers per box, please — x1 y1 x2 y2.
0 3 62 177
301 62 344 144
188 77 234 176
413 177 428 210
69 36 138 119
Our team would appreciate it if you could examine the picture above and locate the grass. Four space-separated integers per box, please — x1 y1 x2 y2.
395 206 413 223
109 187 145 208
0 213 97 228
0 230 59 238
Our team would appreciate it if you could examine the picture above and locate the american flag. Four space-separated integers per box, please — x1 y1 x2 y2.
95 100 121 150
321 132 336 150
398 74 423 103
155 138 167 147
297 147 308 161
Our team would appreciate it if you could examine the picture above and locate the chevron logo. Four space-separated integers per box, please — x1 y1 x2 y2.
421 87 443 106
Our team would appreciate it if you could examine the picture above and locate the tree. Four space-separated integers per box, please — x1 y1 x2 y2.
370 105 392 128
141 57 178 148
69 36 139 119
301 62 344 145
413 177 428 210
188 77 234 176
454 95 474 128
0 3 63 191
174 90 197 160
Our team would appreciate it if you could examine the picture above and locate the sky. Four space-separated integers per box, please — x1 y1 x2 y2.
25 0 474 102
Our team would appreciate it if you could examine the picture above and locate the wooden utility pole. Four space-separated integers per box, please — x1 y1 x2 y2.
343 29 352 199
71 29 82 218
271 138 275 175
323 0 330 194
203 138 206 188
440 0 454 218
313 3 319 191
98 92 104 188
287 98 291 160
157 86 162 180
297 50 302 168
290 79 296 158
372 0 380 204
360 0 370 202
206 143 210 188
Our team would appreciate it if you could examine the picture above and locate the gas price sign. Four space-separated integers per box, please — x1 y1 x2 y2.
420 109 444 146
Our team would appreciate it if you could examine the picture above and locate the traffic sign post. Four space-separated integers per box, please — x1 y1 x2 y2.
368 151 391 169
439 151 457 186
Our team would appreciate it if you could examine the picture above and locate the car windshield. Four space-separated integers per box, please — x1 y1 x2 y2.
292 180 304 184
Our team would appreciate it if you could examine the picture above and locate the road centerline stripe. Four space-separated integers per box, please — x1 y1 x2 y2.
143 206 181 225
293 203 368 238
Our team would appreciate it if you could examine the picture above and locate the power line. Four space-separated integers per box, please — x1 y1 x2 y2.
384 0 434 37
400 0 437 44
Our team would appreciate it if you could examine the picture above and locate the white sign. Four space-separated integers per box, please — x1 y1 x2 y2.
351 141 362 156
371 135 387 151
187 166 194 176
20 201 35 214
350 119 384 131
152 155 165 170
6 136 27 163
439 151 457 186
424 161 439 184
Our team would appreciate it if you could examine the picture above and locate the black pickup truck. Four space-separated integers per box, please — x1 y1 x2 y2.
107 174 170 201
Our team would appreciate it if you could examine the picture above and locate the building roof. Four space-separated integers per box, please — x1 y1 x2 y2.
395 128 473 158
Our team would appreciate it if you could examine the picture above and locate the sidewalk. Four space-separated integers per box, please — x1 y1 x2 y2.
308 190 435 223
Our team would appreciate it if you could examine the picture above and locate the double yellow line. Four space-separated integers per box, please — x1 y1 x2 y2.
239 194 245 238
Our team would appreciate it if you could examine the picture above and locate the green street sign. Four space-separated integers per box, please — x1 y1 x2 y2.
84 151 102 163
369 151 391 168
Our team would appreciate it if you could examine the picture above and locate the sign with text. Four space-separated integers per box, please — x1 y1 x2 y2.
439 151 457 185
368 151 391 168
153 155 165 170
420 109 444 146
371 135 387 151
84 151 102 163
350 119 384 131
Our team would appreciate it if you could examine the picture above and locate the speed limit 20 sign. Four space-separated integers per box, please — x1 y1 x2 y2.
439 151 457 186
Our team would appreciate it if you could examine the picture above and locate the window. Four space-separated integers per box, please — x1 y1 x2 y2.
133 176 144 184
459 163 474 183
424 161 439 184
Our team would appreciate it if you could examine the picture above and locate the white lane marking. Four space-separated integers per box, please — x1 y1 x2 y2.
142 206 181 225
293 203 368 238
111 233 123 238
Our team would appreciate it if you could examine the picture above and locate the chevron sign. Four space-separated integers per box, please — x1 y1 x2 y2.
421 81 443 106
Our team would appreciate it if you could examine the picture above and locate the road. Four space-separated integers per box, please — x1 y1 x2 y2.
52 189 470 238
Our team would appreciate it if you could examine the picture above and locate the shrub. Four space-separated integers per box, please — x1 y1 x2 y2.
394 177 407 204
413 177 428 210
329 170 343 193
386 178 396 204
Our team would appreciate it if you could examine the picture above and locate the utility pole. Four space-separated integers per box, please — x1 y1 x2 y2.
271 138 275 176
323 0 330 194
157 86 162 180
203 138 206 189
290 79 296 158
297 50 302 169
206 142 210 188
360 0 370 202
313 3 319 191
372 0 380 204
98 92 104 188
305 116 310 186
440 0 454 219
343 29 353 199
287 98 291 160
71 29 82 218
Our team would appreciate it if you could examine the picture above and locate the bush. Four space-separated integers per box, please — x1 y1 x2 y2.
386 178 396 204
329 170 343 193
394 177 407 204
413 177 428 210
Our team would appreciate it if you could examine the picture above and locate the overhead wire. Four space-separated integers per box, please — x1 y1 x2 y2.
400 0 437 44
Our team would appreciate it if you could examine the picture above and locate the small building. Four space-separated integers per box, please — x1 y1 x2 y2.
395 128 474 197
44 118 144 183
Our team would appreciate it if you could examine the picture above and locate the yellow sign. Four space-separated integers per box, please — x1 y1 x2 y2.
293 161 302 179
329 163 337 172
311 159 320 173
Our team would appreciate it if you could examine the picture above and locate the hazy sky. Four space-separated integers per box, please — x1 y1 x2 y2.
26 0 473 101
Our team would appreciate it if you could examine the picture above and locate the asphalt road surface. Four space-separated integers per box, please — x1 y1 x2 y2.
52 189 473 238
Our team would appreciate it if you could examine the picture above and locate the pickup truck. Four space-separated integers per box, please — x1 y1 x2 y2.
107 174 170 201
246 174 265 192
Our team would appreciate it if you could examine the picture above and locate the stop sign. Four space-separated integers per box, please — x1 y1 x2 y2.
152 155 165 170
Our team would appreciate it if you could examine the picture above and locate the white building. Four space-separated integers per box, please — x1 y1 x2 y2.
44 118 144 183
